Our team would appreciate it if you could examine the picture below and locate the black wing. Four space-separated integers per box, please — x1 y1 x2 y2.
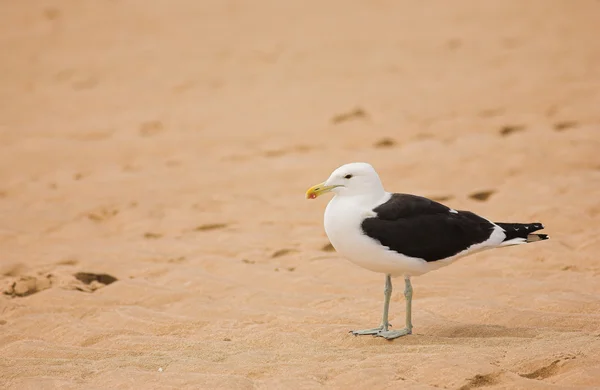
361 194 495 262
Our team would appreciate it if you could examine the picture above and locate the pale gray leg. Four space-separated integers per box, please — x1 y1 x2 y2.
377 276 413 340
350 274 393 335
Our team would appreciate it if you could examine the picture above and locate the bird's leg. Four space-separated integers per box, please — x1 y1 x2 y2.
404 276 413 332
377 276 413 340
381 273 393 331
350 274 393 335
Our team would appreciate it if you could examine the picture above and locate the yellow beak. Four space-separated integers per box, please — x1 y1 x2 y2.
305 182 339 199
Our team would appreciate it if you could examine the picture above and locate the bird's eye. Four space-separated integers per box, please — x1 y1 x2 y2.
344 174 353 179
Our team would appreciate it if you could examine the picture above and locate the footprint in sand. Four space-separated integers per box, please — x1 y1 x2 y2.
519 355 577 380
194 223 228 232
331 107 369 124
554 121 578 131
71 272 118 293
499 125 526 136
271 248 297 258
3 275 54 297
429 195 454 202
87 207 119 222
469 190 496 202
459 373 500 390
374 138 396 148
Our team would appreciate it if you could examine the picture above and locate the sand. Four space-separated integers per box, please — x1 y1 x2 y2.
1 1 600 389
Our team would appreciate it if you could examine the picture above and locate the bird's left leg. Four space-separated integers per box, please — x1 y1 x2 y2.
377 276 413 340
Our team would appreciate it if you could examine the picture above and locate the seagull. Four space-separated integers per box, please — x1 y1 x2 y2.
306 162 549 340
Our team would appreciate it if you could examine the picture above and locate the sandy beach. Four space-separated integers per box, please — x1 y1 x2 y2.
1 1 600 388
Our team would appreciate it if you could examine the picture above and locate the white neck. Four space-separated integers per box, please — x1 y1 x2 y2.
333 190 389 210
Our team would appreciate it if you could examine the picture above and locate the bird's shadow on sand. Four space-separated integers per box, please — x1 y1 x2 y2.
431 323 538 339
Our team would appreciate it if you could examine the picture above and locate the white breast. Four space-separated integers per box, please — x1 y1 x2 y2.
323 194 438 277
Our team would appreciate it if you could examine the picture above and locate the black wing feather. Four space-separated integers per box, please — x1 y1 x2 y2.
361 194 495 262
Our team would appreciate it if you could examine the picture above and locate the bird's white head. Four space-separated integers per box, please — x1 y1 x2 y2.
306 162 385 199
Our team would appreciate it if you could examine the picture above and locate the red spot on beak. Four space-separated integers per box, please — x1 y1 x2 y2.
309 193 317 199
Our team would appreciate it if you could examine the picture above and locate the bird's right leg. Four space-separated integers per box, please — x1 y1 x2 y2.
351 274 392 335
